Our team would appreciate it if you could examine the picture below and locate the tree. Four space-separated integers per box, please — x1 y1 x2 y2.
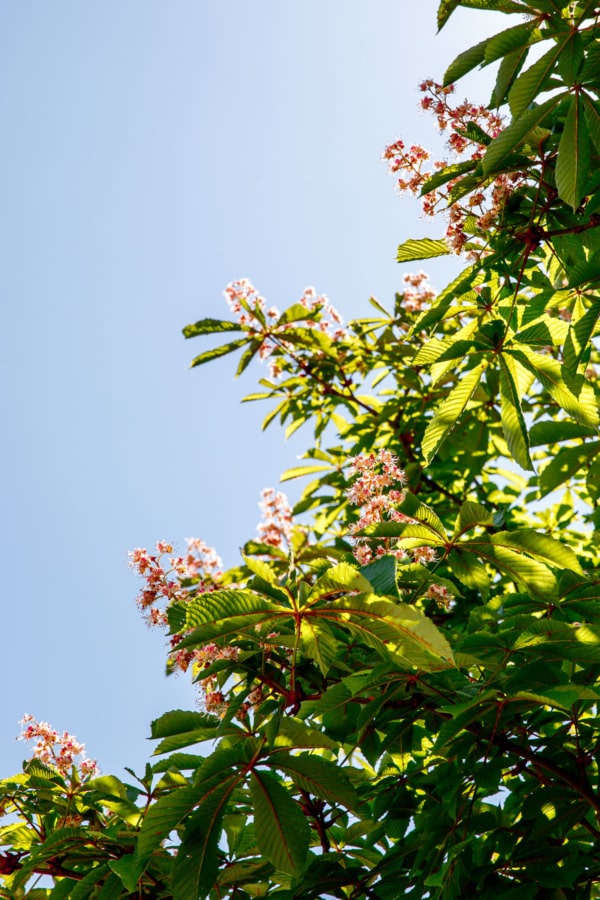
3 0 600 896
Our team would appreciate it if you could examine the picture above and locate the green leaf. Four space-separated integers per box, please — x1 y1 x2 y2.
189 338 248 369
308 563 374 601
396 238 450 263
499 354 534 471
583 91 600 156
280 463 334 482
483 94 566 175
171 780 236 900
134 785 205 879
448 548 491 598
422 363 485 464
492 529 582 574
443 38 489 85
462 536 558 600
323 594 454 669
300 618 339 676
556 96 591 211
484 21 541 66
509 348 599 428
490 45 530 108
529 420 595 445
274 753 358 810
420 159 478 196
453 501 495 537
437 0 522 31
566 254 600 289
183 318 243 339
563 296 600 374
250 769 310 875
539 440 600 496
150 709 216 740
508 36 572 117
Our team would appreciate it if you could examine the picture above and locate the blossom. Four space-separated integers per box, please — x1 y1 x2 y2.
425 583 455 611
257 488 292 549
129 538 223 627
383 80 521 258
18 715 98 778
347 450 408 564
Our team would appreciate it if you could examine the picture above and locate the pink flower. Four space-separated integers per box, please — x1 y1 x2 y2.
257 488 292 549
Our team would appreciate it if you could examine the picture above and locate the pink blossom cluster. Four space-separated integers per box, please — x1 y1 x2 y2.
257 487 292 549
224 279 348 378
347 450 409 565
383 80 523 256
18 715 98 778
347 451 440 569
402 271 438 313
425 582 455 611
129 539 223 627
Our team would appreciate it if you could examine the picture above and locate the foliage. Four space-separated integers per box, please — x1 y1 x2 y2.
4 0 600 897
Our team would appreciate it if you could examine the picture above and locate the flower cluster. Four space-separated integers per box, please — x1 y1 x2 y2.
257 487 293 549
425 582 455 611
401 271 437 313
347 451 440 569
347 450 409 565
18 715 98 778
224 279 348 378
383 81 523 257
129 539 223 627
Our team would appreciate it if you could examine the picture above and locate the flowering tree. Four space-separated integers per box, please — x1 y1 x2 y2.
3 0 600 896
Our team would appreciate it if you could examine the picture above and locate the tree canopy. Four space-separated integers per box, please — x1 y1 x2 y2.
3 1 600 897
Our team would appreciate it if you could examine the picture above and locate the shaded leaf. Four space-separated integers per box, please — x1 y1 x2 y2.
556 95 591 211
250 770 309 875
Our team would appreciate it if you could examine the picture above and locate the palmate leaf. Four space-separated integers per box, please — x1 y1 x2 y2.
499 354 534 470
396 237 449 263
318 594 454 669
307 563 374 602
556 95 591 211
422 362 485 464
460 535 558 601
250 770 310 876
273 753 359 811
183 589 282 632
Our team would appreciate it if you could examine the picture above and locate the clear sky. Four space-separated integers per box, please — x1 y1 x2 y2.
2 2 504 778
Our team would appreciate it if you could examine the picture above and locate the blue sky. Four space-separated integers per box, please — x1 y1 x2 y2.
2 2 504 778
